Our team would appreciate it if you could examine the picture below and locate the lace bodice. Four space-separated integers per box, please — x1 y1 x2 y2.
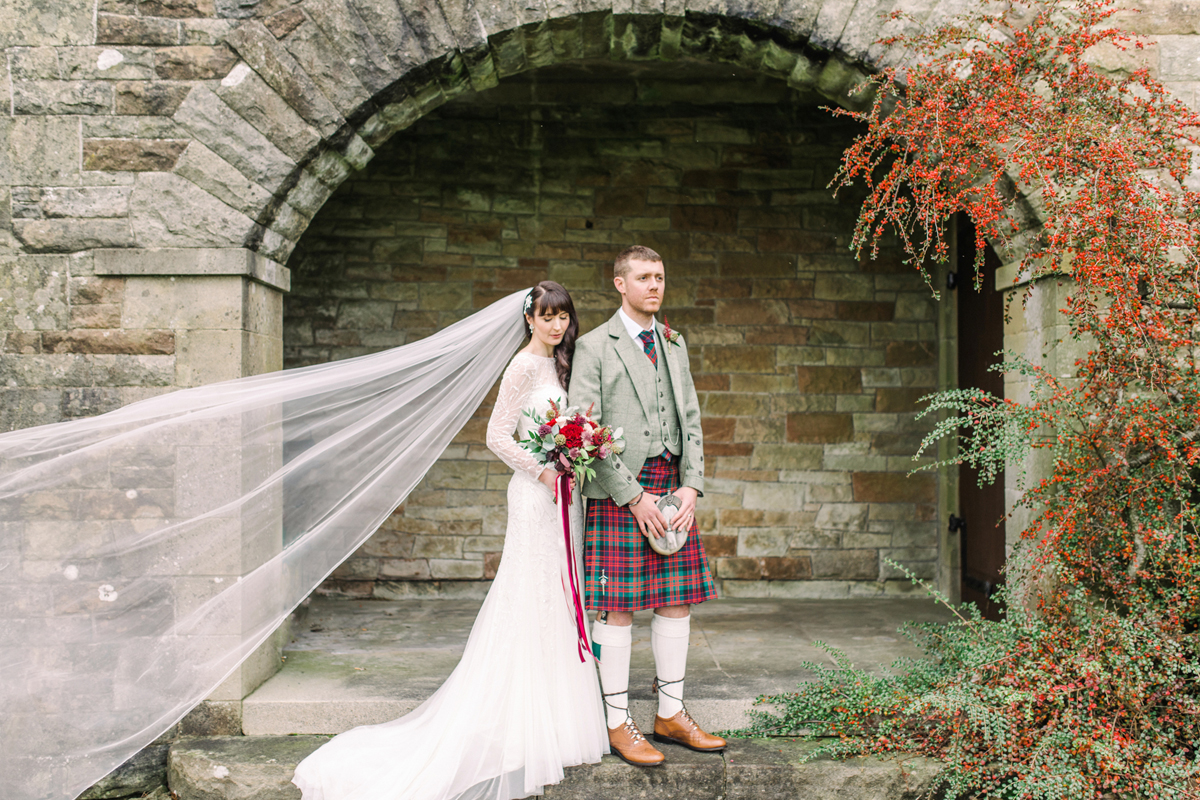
486 352 568 480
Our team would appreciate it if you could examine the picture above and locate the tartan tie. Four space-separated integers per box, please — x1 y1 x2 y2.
639 330 657 368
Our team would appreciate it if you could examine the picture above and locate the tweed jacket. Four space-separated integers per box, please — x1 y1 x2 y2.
569 310 704 506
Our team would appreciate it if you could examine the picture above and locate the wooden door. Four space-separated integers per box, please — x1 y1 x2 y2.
956 218 1007 619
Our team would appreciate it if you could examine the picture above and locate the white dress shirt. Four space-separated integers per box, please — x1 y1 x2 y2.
618 306 657 343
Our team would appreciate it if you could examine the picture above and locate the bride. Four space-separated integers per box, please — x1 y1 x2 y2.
291 281 608 800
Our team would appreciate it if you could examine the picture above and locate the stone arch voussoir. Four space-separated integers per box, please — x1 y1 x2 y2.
158 0 984 266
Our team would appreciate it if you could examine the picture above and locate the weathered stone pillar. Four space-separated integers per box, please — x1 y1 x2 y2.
93 246 291 732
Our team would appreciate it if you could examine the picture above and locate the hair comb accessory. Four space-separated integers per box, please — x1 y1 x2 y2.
523 291 534 314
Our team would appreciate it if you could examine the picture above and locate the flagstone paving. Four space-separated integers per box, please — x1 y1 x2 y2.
242 596 955 736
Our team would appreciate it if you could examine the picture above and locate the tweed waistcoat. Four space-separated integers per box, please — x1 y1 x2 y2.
644 327 682 456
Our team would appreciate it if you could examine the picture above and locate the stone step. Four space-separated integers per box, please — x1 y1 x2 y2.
243 596 952 737
168 735 942 800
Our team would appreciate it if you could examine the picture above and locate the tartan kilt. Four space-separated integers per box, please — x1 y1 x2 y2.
584 452 718 612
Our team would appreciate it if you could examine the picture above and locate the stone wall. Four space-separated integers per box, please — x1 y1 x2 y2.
0 250 286 431
285 64 942 600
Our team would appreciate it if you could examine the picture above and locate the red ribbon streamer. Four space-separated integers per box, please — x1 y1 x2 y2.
556 472 593 663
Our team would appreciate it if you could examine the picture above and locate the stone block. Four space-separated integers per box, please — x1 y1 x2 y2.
813 273 874 301
742 483 805 511
283 21 373 119
84 138 189 171
97 14 181 45
9 47 58 80
42 330 174 355
176 329 244 385
183 18 235 44
217 64 323 163
173 141 274 218
169 735 327 796
814 502 869 531
129 172 258 247
717 556 812 580
725 739 942 798
875 387 930 413
733 417 786 443
3 331 44 353
786 412 853 443
40 187 132 218
58 47 158 81
174 85 297 192
737 528 791 556
0 387 68 428
82 114 188 140
795 365 862 394
1161 35 1200 80
141 0 215 16
747 444 822 471
412 535 463 559
13 219 136 252
702 345 775 373
0 0 93 46
121 276 244 329
13 80 114 114
154 45 238 80
178 701 243 737
423 461 489 490
429 559 484 579
71 303 122 328
810 321 870 347
79 743 169 799
4 116 81 185
95 247 289 292
671 205 737 234
714 298 790 326
224 21 346 139
114 81 192 115
852 472 936 504
809 548 879 580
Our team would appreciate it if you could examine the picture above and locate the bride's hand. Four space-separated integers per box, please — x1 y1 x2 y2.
538 468 558 490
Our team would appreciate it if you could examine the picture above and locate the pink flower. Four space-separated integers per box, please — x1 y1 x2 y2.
598 445 610 459
568 447 580 459
538 423 552 436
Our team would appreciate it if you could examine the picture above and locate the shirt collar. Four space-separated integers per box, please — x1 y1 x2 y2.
618 306 656 342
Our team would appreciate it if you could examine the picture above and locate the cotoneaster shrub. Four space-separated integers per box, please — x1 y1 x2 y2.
734 1 1200 797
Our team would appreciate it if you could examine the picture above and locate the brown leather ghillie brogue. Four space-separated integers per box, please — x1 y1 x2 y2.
608 719 665 767
652 708 727 753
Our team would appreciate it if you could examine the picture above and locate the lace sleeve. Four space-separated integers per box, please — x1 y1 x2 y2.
486 355 545 481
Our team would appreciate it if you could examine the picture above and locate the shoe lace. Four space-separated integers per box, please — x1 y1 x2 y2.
677 706 699 732
653 677 699 731
604 691 643 741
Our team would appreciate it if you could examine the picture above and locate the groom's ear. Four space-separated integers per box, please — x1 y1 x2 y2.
613 274 625 296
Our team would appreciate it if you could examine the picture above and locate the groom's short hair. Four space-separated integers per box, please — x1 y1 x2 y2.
613 245 663 279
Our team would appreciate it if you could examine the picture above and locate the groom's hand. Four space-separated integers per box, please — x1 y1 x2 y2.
630 491 669 538
672 487 698 532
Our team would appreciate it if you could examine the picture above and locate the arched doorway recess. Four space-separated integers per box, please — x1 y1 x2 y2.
283 55 954 605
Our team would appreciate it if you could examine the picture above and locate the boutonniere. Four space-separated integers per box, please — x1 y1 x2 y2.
661 318 681 349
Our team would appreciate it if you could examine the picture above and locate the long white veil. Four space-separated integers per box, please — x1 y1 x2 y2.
0 288 530 800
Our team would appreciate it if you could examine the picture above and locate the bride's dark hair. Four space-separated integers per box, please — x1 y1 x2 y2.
525 281 579 389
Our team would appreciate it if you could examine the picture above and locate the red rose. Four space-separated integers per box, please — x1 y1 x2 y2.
560 423 584 449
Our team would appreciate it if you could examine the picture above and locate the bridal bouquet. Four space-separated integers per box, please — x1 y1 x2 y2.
520 400 623 487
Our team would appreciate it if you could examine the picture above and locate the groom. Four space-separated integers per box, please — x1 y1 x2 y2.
569 245 725 766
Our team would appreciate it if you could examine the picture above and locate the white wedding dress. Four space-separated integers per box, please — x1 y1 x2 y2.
292 351 608 800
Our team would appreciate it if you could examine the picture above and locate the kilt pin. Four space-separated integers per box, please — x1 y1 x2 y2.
584 451 717 611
